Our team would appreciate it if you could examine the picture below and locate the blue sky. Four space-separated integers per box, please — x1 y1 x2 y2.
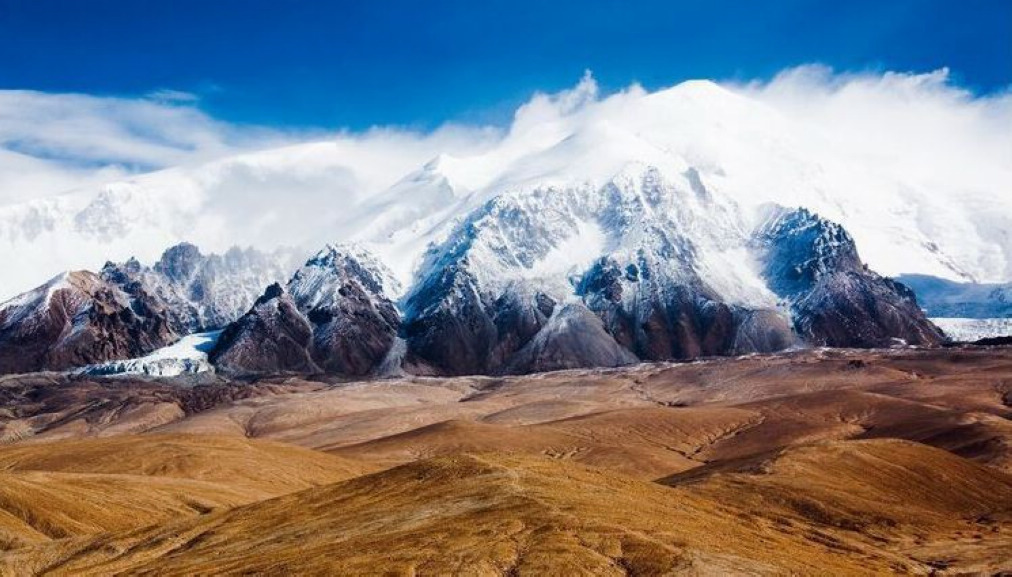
1 0 1009 130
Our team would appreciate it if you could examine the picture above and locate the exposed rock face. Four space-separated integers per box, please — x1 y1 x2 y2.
755 207 944 347
210 284 320 374
0 173 950 377
0 242 294 375
0 271 177 374
403 169 798 374
402 190 937 375
402 270 556 375
211 245 400 376
288 245 401 375
732 309 797 353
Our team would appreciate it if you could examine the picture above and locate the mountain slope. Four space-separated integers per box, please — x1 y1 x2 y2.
401 166 782 374
0 434 368 551
663 439 1012 552
100 242 296 333
0 271 177 374
210 283 320 374
0 243 294 375
755 206 944 347
211 245 400 375
1 200 942 376
4 78 998 374
503 303 639 374
400 164 938 374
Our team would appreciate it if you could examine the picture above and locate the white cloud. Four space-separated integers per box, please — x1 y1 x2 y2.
731 65 1012 281
0 89 295 204
0 90 502 298
738 65 1012 190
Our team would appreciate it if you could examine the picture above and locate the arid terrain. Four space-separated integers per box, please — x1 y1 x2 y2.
0 345 1010 575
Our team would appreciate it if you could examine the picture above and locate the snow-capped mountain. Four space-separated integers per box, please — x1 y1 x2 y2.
399 164 784 374
211 244 400 376
0 271 177 374
753 207 944 347
0 200 941 377
396 164 940 375
100 242 299 333
0 76 1003 376
352 79 1011 291
1 77 1008 304
208 283 320 374
0 243 294 374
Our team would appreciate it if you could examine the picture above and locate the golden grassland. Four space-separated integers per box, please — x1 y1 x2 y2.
0 347 1009 574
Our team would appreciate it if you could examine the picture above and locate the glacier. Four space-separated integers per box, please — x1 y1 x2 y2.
79 331 222 377
931 318 1012 343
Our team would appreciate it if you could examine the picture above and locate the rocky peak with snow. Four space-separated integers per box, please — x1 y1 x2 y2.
99 242 296 333
0 193 945 377
153 242 204 283
0 270 177 374
754 206 862 297
396 156 944 374
211 245 400 376
754 206 943 348
290 244 401 310
399 165 797 375
210 283 320 375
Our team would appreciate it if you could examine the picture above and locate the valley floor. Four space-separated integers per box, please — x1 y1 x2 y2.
0 346 1010 575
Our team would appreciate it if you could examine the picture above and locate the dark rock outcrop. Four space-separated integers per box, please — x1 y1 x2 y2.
399 207 562 376
0 271 177 374
210 283 320 374
211 245 400 376
755 207 944 347
503 303 637 374
577 257 795 360
288 246 401 375
402 267 555 375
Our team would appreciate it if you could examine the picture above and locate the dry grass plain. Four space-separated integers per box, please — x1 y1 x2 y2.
0 346 1009 574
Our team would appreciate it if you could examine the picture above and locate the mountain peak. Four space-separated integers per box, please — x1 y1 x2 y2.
294 242 401 305
255 282 286 306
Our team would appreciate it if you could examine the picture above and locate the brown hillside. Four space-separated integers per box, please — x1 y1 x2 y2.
3 439 1009 575
0 434 369 555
